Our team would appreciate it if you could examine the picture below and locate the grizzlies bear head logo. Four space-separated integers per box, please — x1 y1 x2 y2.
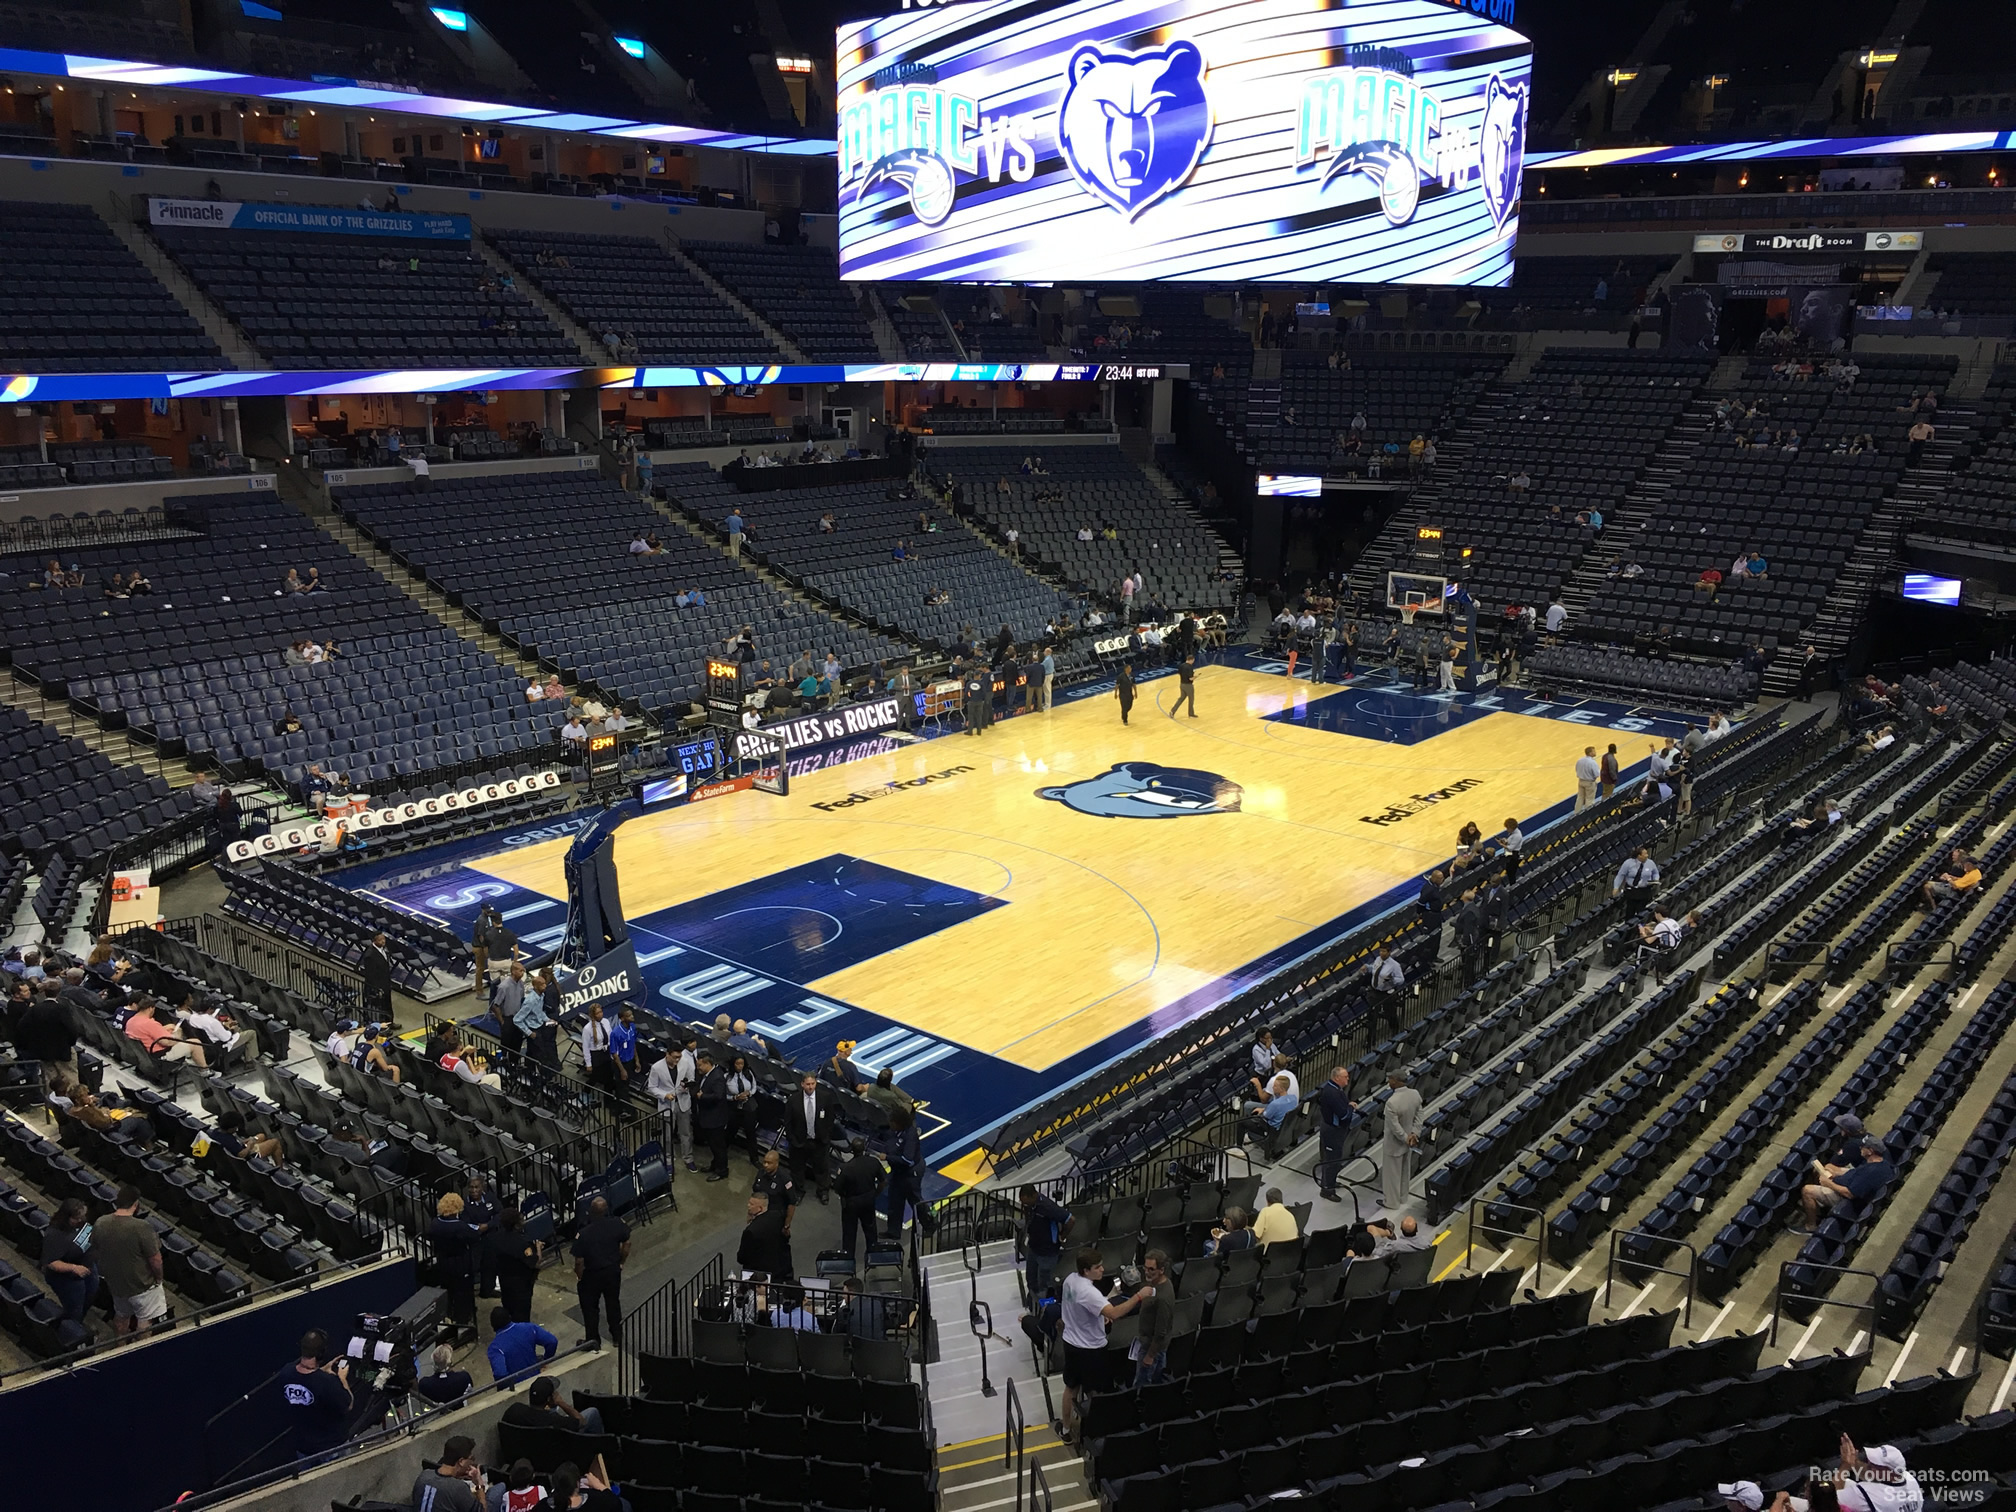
1057 39 1212 219
1038 761 1241 819
1480 73 1528 232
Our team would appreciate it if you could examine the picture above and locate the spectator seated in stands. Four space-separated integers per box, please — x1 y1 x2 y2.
1238 1075 1298 1145
1787 796 1844 839
1860 724 1898 755
123 995 212 1069
1798 1138 1896 1234
1366 1214 1429 1258
1695 565 1723 595
48 1076 154 1143
1205 1207 1255 1256
176 994 254 1062
209 1110 283 1162
1918 848 1982 911
503 1373 607 1435
1637 907 1687 950
437 1029 500 1088
1251 1188 1299 1247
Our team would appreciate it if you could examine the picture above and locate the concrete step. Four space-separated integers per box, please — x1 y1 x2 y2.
475 235 604 363
664 237 802 363
104 204 266 370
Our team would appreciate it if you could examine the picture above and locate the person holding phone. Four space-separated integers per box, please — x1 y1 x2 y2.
282 1329 355 1459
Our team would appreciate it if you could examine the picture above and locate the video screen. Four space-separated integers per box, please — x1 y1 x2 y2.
836 0 1531 284
1902 574 1962 607
1257 473 1324 497
636 774 690 807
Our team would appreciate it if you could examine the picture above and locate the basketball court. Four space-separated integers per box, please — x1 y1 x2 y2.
358 657 1699 1177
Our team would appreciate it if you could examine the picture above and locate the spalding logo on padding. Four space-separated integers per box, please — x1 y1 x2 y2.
1038 761 1242 818
1057 39 1212 219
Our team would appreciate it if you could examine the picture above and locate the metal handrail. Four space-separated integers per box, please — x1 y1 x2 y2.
1028 1456 1055 1512
1466 1194 1548 1293
1004 1374 1027 1512
1604 1226 1698 1330
1770 1259 1882 1347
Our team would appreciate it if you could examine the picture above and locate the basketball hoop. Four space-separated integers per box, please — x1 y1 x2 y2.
1399 603 1419 625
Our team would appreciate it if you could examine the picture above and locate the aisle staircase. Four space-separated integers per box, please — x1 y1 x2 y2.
926 1240 1097 1512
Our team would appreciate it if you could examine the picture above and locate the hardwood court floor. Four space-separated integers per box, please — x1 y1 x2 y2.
466 666 1619 1071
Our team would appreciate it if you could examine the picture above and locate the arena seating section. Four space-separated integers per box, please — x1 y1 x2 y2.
4 491 560 798
882 296 956 359
663 464 1079 653
1579 354 1949 649
682 242 880 361
931 445 1239 612
150 223 578 368
1357 349 1712 617
335 469 911 716
940 291 1050 360
1923 251 2016 317
1920 362 2016 541
1202 351 1503 473
0 201 223 373
488 230 781 367
1484 254 1675 325
0 705 202 938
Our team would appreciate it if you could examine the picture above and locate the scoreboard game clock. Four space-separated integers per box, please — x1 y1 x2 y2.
705 657 744 727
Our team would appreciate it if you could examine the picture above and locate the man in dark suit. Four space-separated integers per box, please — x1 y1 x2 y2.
360 932 394 1023
736 1193 792 1278
1314 1066 1359 1203
834 1138 885 1261
1452 888 1487 984
694 1050 731 1183
784 1071 839 1203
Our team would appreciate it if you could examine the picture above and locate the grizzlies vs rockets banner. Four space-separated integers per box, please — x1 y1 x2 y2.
835 0 1532 285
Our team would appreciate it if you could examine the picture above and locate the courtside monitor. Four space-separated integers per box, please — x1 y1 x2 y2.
1902 573 1963 607
835 0 1532 284
1258 473 1323 498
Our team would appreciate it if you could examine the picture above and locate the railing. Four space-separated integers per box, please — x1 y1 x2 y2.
620 1254 725 1395
0 1243 418 1387
116 916 332 1037
164 1339 604 1512
1466 1195 1549 1294
154 911 364 1022
918 1133 1232 1260
358 1109 652 1251
1769 1260 1882 1348
88 805 240 935
1028 1458 1056 1512
1004 1374 1028 1512
1604 1228 1697 1331
421 1009 639 1137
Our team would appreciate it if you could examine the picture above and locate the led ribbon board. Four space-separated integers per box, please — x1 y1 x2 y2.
835 0 1532 284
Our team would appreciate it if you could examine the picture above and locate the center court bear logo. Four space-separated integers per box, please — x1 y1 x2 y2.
1038 761 1241 819
1479 72 1528 232
1057 39 1213 219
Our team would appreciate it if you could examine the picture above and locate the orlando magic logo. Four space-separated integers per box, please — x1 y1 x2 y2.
1056 39 1212 219
1479 73 1526 231
861 150 960 227
1038 762 1241 819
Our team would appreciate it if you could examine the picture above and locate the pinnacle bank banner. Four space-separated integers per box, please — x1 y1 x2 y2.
148 196 472 241
836 0 1532 284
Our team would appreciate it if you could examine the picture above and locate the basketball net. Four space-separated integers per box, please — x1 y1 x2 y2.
1399 604 1419 625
